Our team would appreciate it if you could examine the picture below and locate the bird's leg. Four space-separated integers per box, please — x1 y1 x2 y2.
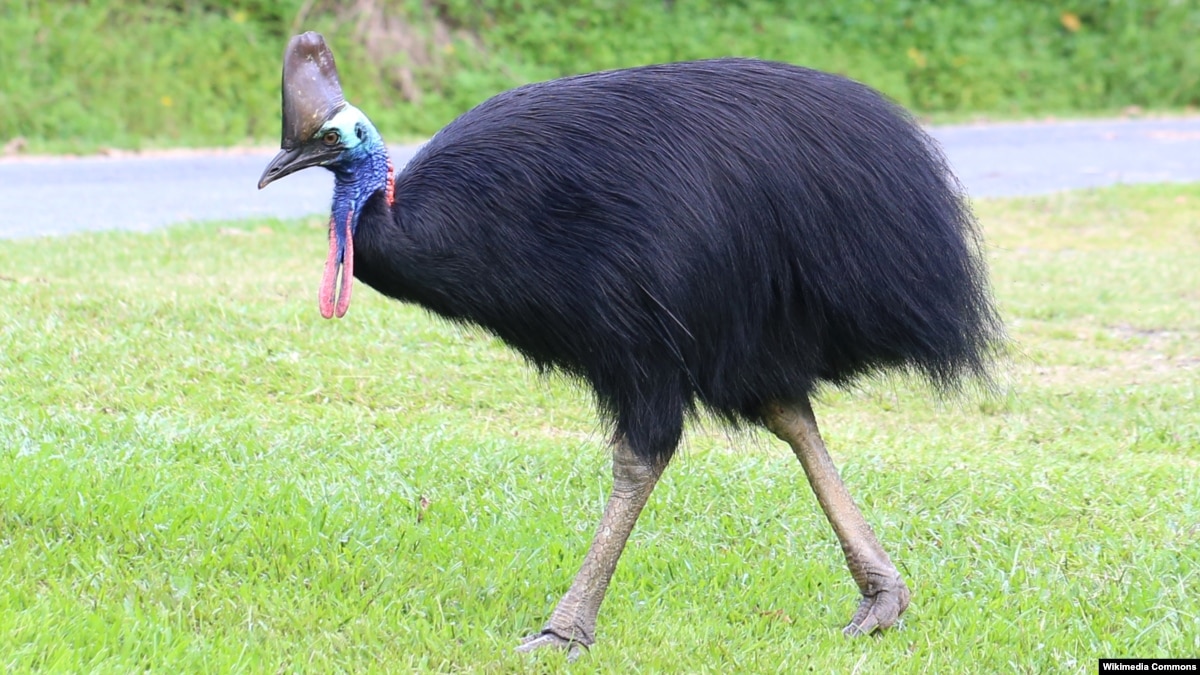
517 437 665 660
763 398 910 636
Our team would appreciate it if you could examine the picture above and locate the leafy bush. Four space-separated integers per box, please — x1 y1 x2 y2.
2 0 1198 151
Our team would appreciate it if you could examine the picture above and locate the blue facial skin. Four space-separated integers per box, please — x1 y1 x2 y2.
321 105 390 263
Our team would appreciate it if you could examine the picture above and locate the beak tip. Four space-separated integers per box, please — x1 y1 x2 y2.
258 147 297 191
257 165 282 190
259 145 326 190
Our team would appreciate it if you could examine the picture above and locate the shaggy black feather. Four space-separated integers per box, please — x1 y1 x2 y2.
351 58 1003 461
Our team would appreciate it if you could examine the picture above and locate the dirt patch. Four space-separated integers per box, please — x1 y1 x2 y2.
303 0 483 105
1024 324 1200 387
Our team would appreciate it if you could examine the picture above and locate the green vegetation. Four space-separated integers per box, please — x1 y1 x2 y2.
4 0 1199 153
1 183 1197 670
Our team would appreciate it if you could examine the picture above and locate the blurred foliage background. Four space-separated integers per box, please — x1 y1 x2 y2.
2 0 1198 152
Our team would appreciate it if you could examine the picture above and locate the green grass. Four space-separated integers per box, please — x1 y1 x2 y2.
1 183 1198 671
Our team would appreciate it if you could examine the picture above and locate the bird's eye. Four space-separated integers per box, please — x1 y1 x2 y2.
322 130 340 146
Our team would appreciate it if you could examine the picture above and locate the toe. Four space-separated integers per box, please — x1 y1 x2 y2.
842 578 910 636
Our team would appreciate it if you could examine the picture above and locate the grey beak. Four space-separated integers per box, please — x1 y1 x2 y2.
258 147 305 189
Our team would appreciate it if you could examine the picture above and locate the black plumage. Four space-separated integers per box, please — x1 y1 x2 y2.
352 59 1000 461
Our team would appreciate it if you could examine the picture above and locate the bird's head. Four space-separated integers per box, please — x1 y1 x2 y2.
258 32 392 319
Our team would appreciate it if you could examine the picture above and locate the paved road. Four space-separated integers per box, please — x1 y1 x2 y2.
3 117 1200 239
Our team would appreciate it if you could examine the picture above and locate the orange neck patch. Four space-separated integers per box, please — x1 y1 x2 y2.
385 158 396 207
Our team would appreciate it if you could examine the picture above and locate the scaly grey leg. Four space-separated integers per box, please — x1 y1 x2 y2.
516 437 666 659
763 398 910 636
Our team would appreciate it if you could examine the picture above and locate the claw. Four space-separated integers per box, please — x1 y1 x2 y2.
516 629 589 662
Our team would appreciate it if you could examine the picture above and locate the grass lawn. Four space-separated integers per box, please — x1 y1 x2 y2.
1 183 1197 672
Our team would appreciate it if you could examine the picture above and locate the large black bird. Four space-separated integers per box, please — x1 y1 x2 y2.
259 32 1002 657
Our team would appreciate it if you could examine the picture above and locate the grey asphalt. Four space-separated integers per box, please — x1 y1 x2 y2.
3 117 1200 239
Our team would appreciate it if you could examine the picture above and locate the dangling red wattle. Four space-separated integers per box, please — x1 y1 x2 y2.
335 211 354 318
318 211 355 319
318 221 338 319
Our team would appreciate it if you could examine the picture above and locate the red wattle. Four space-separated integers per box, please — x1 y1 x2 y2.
318 220 339 319
335 212 354 318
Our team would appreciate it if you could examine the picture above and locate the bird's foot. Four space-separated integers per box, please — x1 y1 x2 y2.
516 628 591 662
842 576 911 636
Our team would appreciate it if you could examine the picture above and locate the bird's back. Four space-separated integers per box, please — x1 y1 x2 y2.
385 58 1000 450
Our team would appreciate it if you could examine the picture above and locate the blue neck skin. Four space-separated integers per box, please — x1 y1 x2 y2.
329 131 391 262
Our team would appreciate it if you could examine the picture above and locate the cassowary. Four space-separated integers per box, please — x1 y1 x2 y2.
258 32 1002 657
